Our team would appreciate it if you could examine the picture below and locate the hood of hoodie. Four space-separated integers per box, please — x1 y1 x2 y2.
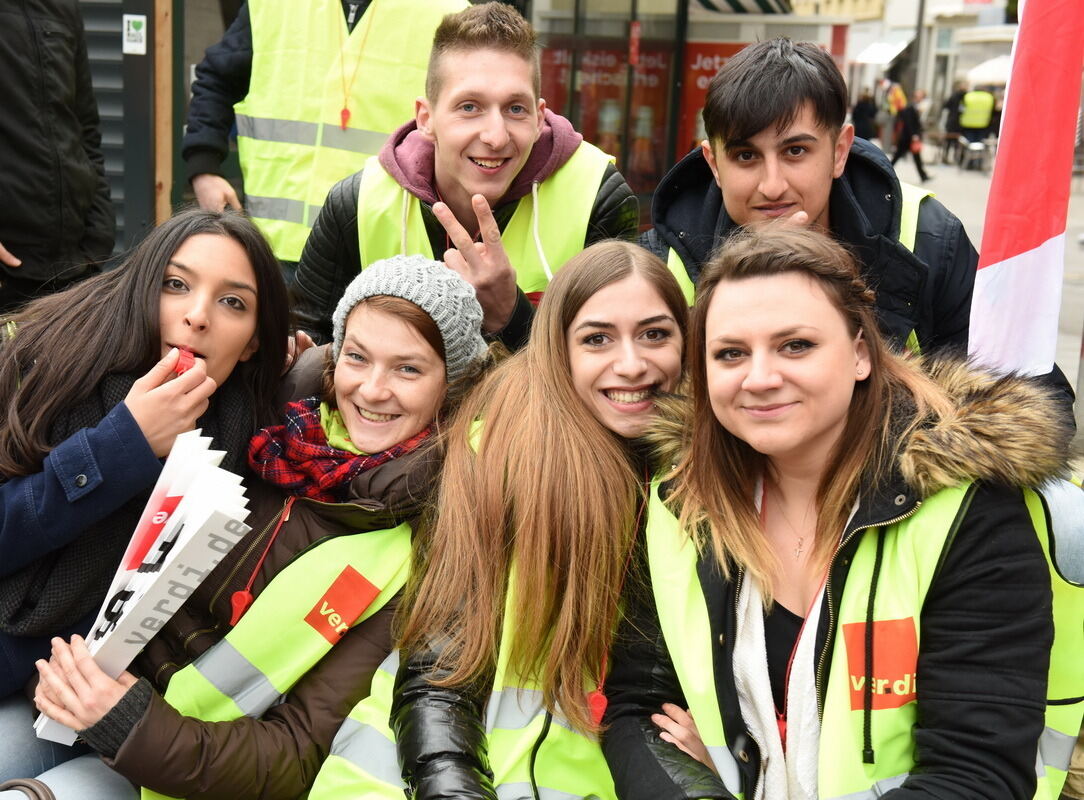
377 108 583 208
648 357 1071 502
650 139 904 283
895 359 1071 498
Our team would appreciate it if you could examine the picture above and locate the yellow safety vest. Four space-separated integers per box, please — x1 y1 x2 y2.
355 141 613 294
668 182 931 354
141 514 413 800
959 91 995 130
645 478 1083 800
309 585 617 799
236 0 467 261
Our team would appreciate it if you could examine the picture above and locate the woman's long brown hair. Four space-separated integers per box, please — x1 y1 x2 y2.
0 208 290 477
670 227 952 598
398 241 689 734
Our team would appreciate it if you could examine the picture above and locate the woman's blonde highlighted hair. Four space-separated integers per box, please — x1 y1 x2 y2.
398 240 688 734
670 226 952 594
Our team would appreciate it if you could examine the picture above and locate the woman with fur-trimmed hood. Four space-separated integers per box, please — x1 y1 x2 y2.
602 226 1073 800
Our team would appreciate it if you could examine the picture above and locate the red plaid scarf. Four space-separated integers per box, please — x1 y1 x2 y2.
248 396 432 502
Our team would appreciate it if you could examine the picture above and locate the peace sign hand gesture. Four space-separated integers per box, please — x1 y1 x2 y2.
434 195 518 334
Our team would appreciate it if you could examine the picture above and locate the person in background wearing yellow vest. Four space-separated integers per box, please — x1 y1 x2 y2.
182 0 467 281
602 227 1079 800
642 38 976 355
304 241 687 800
15 257 493 800
293 3 638 354
958 86 996 147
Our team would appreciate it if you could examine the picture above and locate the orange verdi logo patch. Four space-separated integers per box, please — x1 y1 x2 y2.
304 566 380 645
842 617 918 710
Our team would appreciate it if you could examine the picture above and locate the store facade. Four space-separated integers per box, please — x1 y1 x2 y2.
524 0 849 215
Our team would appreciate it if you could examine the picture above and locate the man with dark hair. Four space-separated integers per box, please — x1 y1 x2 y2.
644 38 975 355
293 2 638 350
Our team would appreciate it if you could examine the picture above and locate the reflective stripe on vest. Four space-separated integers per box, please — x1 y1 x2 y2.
311 651 406 798
355 142 613 293
1026 484 1084 798
142 521 412 800
235 0 468 261
309 592 617 798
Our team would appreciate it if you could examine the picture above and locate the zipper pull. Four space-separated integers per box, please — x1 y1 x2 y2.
230 497 294 626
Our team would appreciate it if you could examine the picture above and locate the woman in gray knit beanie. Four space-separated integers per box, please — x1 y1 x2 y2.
22 255 492 800
328 254 489 454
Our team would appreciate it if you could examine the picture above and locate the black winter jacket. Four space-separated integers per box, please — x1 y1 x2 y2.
602 362 1070 800
641 138 975 355
181 3 252 181
292 162 638 352
0 0 114 287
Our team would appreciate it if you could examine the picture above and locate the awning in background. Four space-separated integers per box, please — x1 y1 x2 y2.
854 33 913 65
694 0 793 13
967 54 1012 86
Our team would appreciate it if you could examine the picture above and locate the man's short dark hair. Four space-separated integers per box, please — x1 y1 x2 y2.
702 38 848 145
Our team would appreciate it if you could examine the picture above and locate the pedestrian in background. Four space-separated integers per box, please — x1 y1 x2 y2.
940 80 966 163
851 89 878 142
890 90 930 182
0 0 115 312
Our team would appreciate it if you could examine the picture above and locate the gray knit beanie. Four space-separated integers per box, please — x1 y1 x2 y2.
331 255 487 382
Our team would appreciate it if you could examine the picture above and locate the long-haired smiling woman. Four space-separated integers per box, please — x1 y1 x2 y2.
307 240 688 800
602 227 1077 800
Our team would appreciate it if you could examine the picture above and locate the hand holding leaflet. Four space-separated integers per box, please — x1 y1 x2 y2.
34 430 252 745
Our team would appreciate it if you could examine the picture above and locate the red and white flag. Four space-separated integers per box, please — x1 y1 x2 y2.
968 0 1084 375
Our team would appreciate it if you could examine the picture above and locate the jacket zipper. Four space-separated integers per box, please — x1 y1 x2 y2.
814 502 923 707
177 498 291 653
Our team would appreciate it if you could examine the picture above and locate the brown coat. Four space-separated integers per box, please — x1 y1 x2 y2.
105 348 439 799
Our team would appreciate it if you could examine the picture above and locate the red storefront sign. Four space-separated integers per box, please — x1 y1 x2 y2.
676 42 747 161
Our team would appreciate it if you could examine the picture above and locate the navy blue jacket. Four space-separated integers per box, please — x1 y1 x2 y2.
0 403 161 697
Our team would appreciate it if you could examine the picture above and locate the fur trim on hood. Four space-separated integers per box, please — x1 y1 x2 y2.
645 358 1071 497
898 358 1071 497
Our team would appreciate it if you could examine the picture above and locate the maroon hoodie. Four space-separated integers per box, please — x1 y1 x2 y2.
377 109 584 208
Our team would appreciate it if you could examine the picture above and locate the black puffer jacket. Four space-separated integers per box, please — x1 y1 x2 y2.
641 139 974 355
292 161 638 352
602 361 1071 800
0 0 114 287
